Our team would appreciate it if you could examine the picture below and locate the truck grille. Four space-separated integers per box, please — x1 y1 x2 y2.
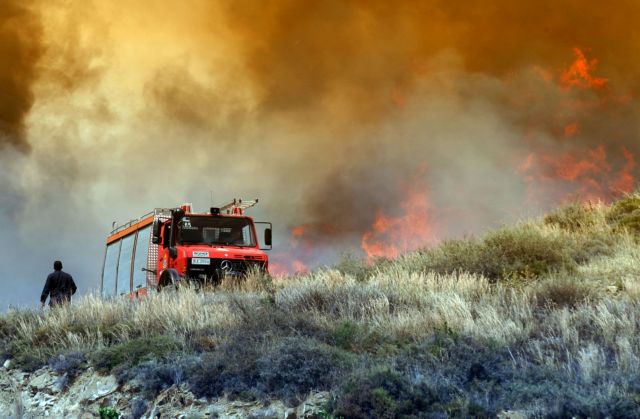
187 258 265 283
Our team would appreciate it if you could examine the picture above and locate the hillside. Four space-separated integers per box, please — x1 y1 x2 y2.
1 195 640 418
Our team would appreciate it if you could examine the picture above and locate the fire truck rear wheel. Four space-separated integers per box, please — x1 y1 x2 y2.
159 268 182 291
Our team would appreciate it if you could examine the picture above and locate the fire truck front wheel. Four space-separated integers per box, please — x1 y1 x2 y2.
159 269 182 291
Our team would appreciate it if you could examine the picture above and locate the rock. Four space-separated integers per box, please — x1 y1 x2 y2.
3 360 11 369
74 374 118 403
497 410 529 419
29 369 57 394
296 392 330 419
248 407 279 419
284 408 297 419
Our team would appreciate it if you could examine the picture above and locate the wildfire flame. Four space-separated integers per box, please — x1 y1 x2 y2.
270 48 637 275
519 48 637 204
560 48 608 90
361 168 436 259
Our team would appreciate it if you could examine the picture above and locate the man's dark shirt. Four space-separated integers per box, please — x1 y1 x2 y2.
41 271 77 306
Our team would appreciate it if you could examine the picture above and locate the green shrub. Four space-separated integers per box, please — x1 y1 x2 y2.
533 277 595 309
607 193 640 234
117 356 200 397
188 334 261 400
333 320 359 350
481 227 577 280
91 335 180 374
257 337 351 404
544 202 602 232
418 226 578 281
566 231 616 264
49 351 87 390
331 368 437 418
10 346 46 372
98 407 119 419
333 253 372 281
189 336 351 403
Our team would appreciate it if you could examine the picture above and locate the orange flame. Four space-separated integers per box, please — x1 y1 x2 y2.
361 170 436 259
609 148 636 193
520 146 636 203
560 48 608 90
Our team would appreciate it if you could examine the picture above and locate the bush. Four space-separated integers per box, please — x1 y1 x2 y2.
332 320 360 350
333 253 374 281
188 335 261 400
49 351 86 377
331 368 438 418
544 202 602 232
130 398 148 419
533 277 595 309
189 336 351 403
49 351 87 390
91 335 180 374
566 231 616 264
607 193 640 234
419 226 578 281
8 341 47 372
481 227 577 280
98 407 119 419
257 337 351 404
117 356 200 397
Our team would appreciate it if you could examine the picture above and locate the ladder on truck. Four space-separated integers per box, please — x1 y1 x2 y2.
219 198 259 215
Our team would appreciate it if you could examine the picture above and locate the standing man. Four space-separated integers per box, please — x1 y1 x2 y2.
41 260 77 307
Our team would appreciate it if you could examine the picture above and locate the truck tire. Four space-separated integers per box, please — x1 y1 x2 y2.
159 268 181 291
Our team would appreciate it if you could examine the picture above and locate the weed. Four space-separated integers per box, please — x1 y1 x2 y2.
91 335 180 374
332 320 359 350
49 351 87 390
118 356 200 397
533 277 595 308
130 397 148 419
544 202 602 232
188 336 261 400
607 193 640 234
331 368 437 418
332 253 373 281
257 337 351 404
416 225 579 281
98 406 119 419
9 342 46 372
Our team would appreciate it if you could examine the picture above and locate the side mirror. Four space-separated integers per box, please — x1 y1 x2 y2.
173 208 185 221
152 221 161 244
264 228 272 247
255 222 272 250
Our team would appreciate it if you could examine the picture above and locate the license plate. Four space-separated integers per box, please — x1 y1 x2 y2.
193 251 209 258
191 258 210 265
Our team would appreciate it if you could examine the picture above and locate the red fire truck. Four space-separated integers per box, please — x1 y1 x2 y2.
100 199 271 297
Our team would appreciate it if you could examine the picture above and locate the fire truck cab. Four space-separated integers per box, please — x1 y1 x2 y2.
100 199 271 297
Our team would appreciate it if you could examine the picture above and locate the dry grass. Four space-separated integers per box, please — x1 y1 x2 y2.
2 196 640 416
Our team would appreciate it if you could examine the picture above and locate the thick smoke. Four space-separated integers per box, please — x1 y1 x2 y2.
0 0 42 149
1 0 639 307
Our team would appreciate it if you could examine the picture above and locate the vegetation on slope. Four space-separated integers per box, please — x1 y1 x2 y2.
2 194 640 417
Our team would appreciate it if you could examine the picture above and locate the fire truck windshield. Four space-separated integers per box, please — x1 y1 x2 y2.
177 216 256 247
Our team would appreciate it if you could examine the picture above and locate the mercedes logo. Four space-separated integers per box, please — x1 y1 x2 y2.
220 260 232 272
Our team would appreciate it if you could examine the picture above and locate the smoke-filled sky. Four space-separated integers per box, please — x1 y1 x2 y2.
1 0 639 308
